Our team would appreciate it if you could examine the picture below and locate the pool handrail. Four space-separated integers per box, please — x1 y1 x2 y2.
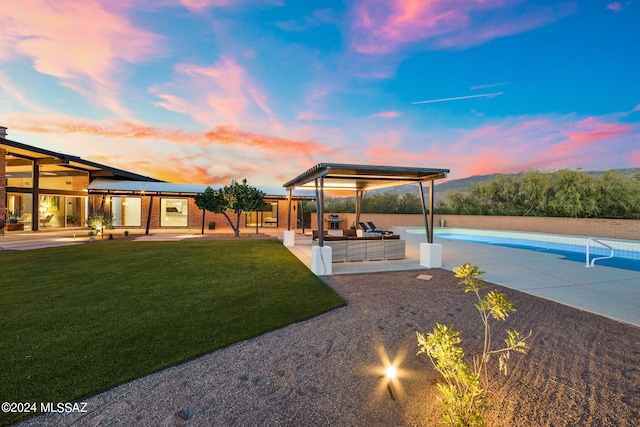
586 237 614 268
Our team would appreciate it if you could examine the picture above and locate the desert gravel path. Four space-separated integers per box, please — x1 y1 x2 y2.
17 269 640 427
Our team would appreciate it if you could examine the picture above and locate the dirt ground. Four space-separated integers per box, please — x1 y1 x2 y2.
18 269 640 427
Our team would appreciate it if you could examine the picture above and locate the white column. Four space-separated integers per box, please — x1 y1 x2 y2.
311 246 332 275
283 230 295 247
420 243 442 268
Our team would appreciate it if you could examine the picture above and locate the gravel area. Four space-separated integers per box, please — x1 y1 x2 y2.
16 269 640 426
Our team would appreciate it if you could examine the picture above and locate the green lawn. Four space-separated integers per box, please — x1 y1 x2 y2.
0 239 345 425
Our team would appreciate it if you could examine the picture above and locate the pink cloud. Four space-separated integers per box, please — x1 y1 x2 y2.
179 0 283 13
373 111 401 119
1 111 330 184
152 57 274 127
1 113 324 159
566 117 634 144
350 0 575 54
295 111 328 121
1 0 163 116
360 113 639 179
606 2 627 12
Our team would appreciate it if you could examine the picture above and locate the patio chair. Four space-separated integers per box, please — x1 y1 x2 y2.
367 221 393 235
0 218 5 238
359 222 370 232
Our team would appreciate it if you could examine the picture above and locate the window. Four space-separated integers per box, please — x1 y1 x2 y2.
65 197 86 227
246 202 278 227
111 197 141 227
5 158 33 188
6 193 33 230
39 165 89 191
38 195 63 228
161 198 188 227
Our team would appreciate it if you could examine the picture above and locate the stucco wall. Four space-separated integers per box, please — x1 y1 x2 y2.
312 213 640 240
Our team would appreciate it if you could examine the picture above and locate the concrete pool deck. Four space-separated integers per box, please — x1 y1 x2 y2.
281 228 640 328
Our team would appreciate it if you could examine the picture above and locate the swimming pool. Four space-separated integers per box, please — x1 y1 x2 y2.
405 227 640 272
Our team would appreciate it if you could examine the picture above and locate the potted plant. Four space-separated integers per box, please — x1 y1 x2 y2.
8 210 19 223
208 221 216 230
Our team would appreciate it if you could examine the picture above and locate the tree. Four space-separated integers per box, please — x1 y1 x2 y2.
194 180 266 237
441 168 640 219
546 169 598 218
520 170 552 216
595 170 640 219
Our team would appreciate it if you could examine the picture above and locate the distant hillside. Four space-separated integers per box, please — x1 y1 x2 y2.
373 168 640 204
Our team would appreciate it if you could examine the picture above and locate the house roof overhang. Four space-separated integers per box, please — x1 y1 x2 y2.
283 163 449 192
1 138 162 182
88 179 316 199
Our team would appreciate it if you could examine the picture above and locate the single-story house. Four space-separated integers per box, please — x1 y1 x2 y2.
1 126 310 233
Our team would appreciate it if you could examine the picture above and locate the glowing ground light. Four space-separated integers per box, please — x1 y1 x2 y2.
385 365 397 400
386 365 397 379
371 345 411 402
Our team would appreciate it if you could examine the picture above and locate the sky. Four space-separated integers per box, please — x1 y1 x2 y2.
1 0 639 186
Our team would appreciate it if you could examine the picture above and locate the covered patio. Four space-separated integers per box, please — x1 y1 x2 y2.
282 163 449 275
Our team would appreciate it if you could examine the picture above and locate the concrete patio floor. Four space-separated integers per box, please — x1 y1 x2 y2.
279 228 640 328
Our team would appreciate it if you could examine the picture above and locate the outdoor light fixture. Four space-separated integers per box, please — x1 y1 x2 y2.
380 365 397 400
386 365 397 380
371 345 409 402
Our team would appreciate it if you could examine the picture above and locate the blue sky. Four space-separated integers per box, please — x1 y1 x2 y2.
1 0 638 185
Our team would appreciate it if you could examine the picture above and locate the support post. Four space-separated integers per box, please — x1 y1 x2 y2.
419 180 442 268
145 196 154 235
316 177 324 247
355 190 363 231
286 189 292 231
32 162 40 231
429 179 435 243
283 191 295 246
418 182 430 243
300 200 305 233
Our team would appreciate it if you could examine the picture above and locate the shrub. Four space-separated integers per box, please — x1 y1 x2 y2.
86 209 114 240
417 263 531 427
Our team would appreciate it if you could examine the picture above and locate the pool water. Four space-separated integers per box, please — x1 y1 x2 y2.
407 228 640 272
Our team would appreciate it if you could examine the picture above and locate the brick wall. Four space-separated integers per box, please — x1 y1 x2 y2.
87 193 304 232
276 199 300 229
312 213 640 240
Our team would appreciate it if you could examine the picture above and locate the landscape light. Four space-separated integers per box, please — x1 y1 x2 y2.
372 345 409 402
386 365 397 380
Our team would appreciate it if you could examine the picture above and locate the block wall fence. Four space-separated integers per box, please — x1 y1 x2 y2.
312 213 640 240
